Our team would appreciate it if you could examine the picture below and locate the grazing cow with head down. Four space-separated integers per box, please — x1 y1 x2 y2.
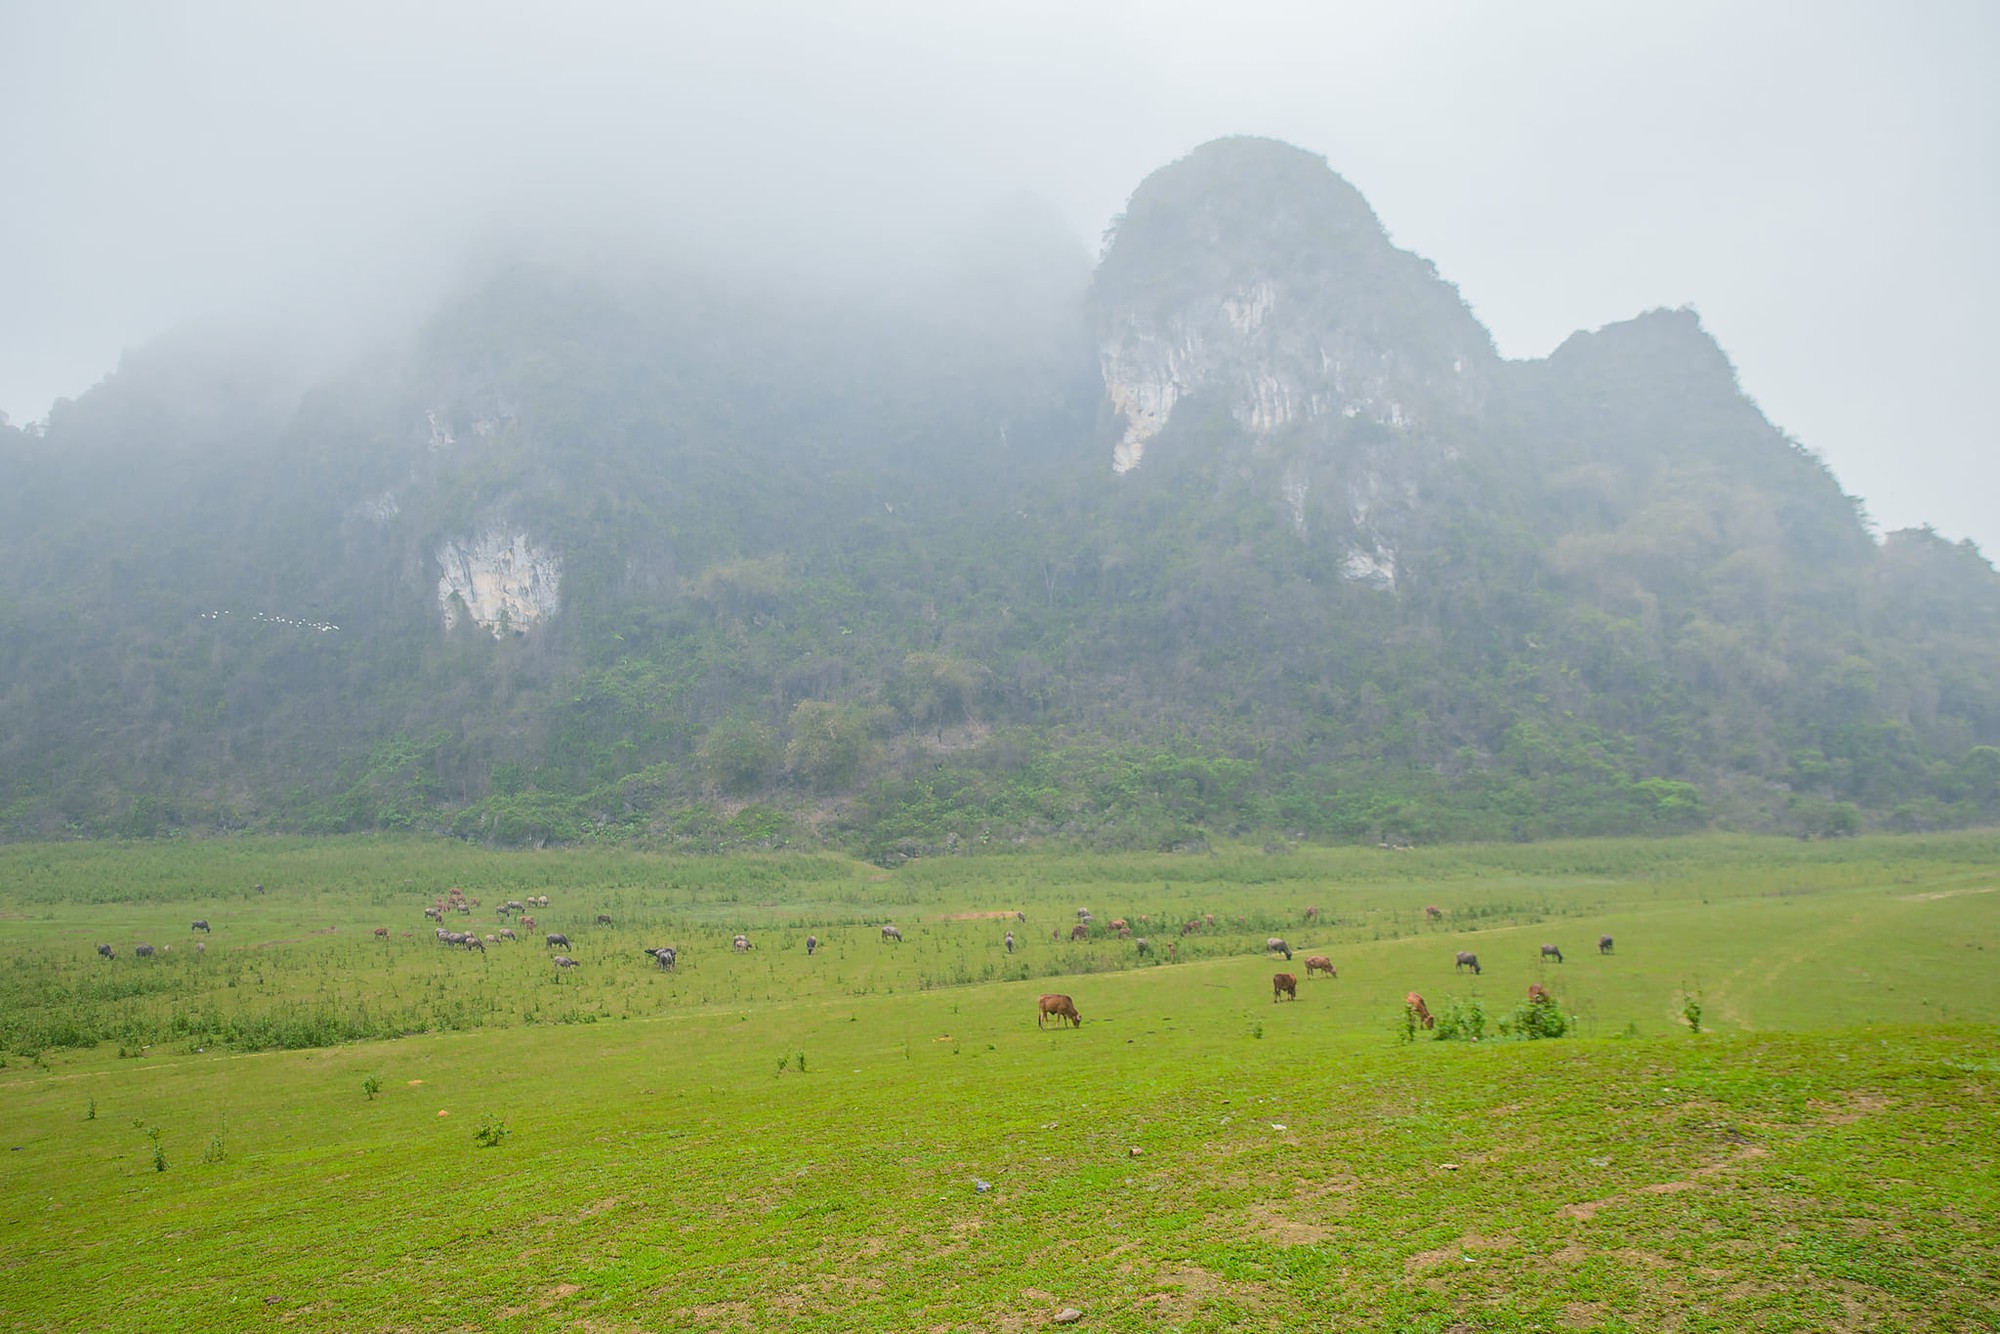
1304 955 1336 978
1272 972 1298 1002
1406 992 1435 1029
545 933 570 949
1181 919 1198 937
191 920 211 934
1600 934 1614 955
1069 923 1090 942
1425 905 1443 923
1037 994 1081 1029
374 927 389 940
135 944 156 958
806 935 818 955
595 915 613 926
1540 943 1564 964
553 956 579 970
1267 937 1293 962
1004 931 1015 953
97 943 114 960
1109 918 1128 933
1455 951 1481 975
645 946 676 972
498 928 516 941
733 934 751 952
881 925 902 944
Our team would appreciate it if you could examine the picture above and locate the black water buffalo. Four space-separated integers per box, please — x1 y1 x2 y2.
97 943 115 960
545 933 571 949
595 914 613 926
1540 943 1564 964
1455 951 1481 974
135 944 156 958
191 920 211 933
806 935 818 955
1600 934 1614 955
1266 937 1293 962
1005 931 1016 954
645 946 676 971
881 924 902 943
1135 937 1150 955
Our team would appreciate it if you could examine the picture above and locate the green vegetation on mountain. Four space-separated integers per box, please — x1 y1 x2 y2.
2 138 1996 850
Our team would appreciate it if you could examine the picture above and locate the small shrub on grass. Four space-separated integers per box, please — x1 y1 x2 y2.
362 1073 382 1101
84 1099 96 1121
1432 996 1486 1042
473 1115 510 1148
201 1117 227 1165
1500 998 1569 1039
145 1126 166 1172
795 1050 806 1073
1682 991 1704 1034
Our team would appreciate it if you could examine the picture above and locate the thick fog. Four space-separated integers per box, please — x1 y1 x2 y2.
3 0 1995 552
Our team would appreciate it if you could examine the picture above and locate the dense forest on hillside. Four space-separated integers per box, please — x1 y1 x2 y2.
3 138 1997 855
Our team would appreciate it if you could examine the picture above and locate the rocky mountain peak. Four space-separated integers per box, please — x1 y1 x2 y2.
1091 136 1497 473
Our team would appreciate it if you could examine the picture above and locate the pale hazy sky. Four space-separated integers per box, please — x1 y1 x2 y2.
3 1 1994 553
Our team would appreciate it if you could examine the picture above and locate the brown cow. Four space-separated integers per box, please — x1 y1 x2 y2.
1527 983 1552 1005
373 927 389 940
1109 918 1128 933
520 916 536 930
1272 973 1298 1002
1303 905 1320 921
1406 992 1435 1030
1180 919 1199 937
1304 955 1336 978
1037 994 1082 1029
1069 923 1089 942
1424 905 1444 922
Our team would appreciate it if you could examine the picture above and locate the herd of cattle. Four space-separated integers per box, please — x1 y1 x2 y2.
92 891 1619 1029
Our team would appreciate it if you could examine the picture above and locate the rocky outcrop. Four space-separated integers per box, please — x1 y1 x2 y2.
1094 137 1497 476
436 531 561 636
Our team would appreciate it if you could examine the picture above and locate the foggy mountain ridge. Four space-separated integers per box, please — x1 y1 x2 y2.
3 135 1997 852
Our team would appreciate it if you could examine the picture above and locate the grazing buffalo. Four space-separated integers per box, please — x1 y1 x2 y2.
373 927 389 940
498 928 516 941
1069 923 1090 942
1599 934 1614 955
1036 994 1082 1029
1304 955 1336 978
135 944 156 958
1004 931 1015 954
1455 951 1481 975
1272 972 1298 1002
1267 937 1293 962
881 925 903 944
545 933 570 949
464 935 486 953
254 884 264 895
553 956 579 970
1424 905 1444 922
733 934 751 952
806 935 818 955
1540 943 1564 964
97 943 114 960
506 901 526 913
1134 937 1149 955
191 920 211 934
424 906 443 922
595 915 613 926
645 946 676 972
1406 992 1435 1030
1527 983 1552 1005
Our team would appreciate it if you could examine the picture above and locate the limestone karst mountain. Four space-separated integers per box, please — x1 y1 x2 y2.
2 137 1995 848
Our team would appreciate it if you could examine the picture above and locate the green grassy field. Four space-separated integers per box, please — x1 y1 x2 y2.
1 833 1997 1331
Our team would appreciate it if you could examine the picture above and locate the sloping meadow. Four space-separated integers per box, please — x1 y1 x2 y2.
0 832 1996 1329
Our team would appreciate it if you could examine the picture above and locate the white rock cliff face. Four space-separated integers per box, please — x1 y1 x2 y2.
437 532 562 637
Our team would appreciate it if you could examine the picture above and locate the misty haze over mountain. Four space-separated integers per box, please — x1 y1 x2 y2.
2 2 1996 554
